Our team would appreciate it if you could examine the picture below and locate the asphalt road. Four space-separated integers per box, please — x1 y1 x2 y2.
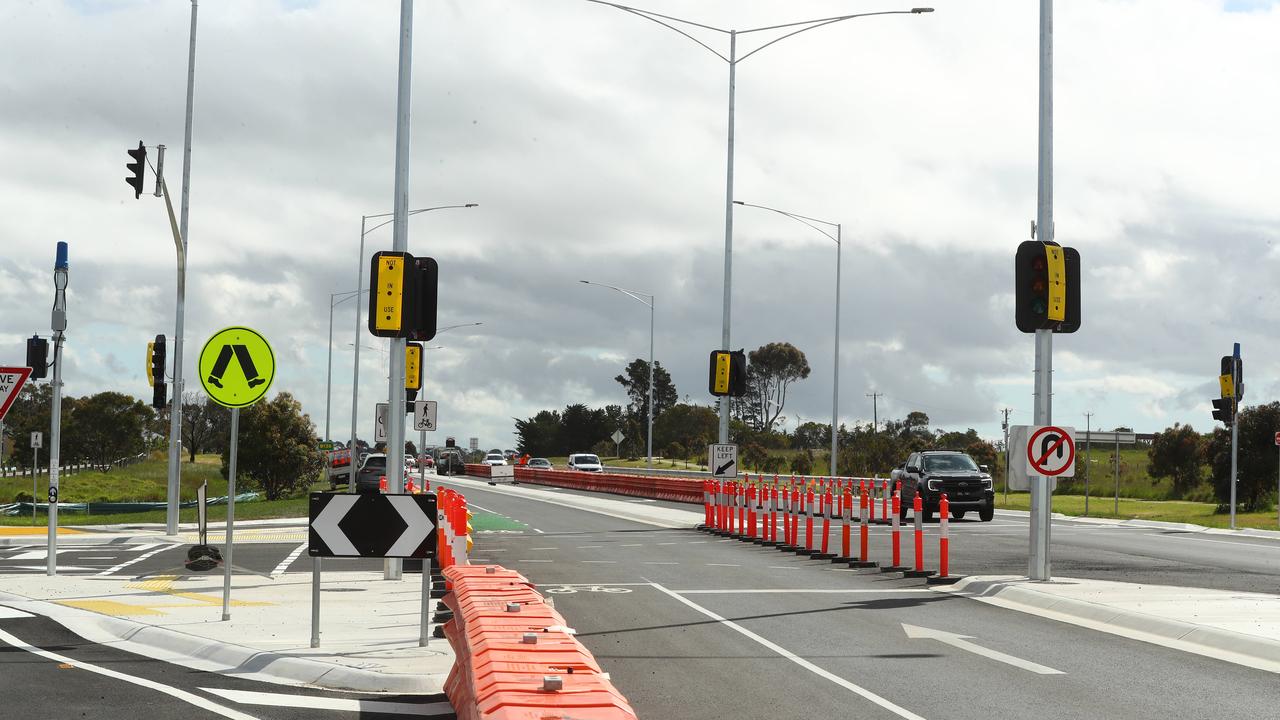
431 477 1279 720
0 609 454 720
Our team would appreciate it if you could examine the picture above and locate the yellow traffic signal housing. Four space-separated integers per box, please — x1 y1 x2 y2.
369 251 412 337
1218 374 1234 398
709 351 731 395
405 342 422 390
146 341 156 387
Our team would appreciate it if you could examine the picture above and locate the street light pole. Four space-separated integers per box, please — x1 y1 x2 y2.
165 0 199 537
733 201 841 477
579 281 655 471
586 1 933 447
327 290 362 442
348 205 476 491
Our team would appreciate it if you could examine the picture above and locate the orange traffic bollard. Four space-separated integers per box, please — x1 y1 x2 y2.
881 488 909 573
798 487 816 556
927 494 963 585
836 486 854 563
904 491 935 578
850 480 877 568
813 487 835 559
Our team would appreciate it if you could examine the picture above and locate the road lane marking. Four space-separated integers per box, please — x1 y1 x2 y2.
271 542 308 577
200 688 452 716
902 624 1064 675
0 606 34 619
705 564 740 568
533 528 545 534
676 588 934 594
1159 535 1280 550
97 543 175 577
649 583 927 720
0 627 260 720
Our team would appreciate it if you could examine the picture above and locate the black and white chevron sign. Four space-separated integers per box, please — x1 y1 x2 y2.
308 492 437 559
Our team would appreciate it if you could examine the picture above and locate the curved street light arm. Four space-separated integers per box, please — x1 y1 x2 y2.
584 0 729 62
734 201 839 244
362 203 478 237
737 10 928 64
579 279 653 308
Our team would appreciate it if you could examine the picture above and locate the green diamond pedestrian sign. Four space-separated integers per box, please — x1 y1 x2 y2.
199 326 275 408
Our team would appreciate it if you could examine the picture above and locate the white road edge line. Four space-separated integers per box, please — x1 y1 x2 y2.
96 544 175 577
200 687 452 716
1158 535 1279 550
0 627 260 720
271 542 309 578
649 583 927 720
676 589 933 594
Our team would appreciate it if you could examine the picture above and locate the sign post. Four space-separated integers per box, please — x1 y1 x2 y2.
612 429 625 460
1025 425 1076 581
709 443 738 479
30 432 42 525
199 326 275 621
1275 432 1280 528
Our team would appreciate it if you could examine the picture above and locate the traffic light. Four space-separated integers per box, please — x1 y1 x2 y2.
408 257 438 342
149 334 167 408
1219 355 1242 400
126 141 147 199
1015 240 1081 333
26 336 48 380
708 349 748 397
1211 398 1234 426
405 342 422 404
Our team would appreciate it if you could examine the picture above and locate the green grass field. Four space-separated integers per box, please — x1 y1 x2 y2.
2 452 228 505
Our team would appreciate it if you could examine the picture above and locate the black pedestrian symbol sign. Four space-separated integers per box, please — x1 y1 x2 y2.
199 326 275 408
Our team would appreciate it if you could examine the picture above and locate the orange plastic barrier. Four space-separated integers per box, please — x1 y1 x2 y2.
442 564 639 720
474 465 705 504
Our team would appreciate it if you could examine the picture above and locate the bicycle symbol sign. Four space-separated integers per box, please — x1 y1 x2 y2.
544 585 632 595
1025 425 1076 477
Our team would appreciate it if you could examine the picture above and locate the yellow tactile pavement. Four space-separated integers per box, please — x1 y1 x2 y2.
178 528 307 544
54 575 274 617
0 527 86 536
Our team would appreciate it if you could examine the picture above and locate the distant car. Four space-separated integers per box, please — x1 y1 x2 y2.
436 449 465 476
567 453 603 472
483 453 507 467
897 450 995 522
527 457 553 469
355 454 395 494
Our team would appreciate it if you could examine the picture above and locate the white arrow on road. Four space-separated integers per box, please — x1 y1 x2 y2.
385 495 435 557
902 623 1065 675
313 495 360 556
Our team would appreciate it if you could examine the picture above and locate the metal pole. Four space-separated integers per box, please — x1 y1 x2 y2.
350 219 366 494
310 557 321 647
1028 0 1054 582
33 445 38 525
167 0 198 536
717 31 737 446
1276 444 1278 529
419 563 430 647
1114 436 1120 515
325 297 334 442
47 335 63 576
1229 344 1239 530
1084 413 1091 516
831 226 841 477
385 0 415 581
647 297 654 471
1002 410 1010 502
222 408 238 621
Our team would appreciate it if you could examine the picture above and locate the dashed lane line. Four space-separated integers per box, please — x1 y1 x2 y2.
271 542 308 577
650 583 927 720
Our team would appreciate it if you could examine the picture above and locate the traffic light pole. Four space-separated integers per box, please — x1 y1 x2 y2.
1229 348 1239 530
384 0 415 581
165 0 199 536
47 243 69 576
1028 0 1054 582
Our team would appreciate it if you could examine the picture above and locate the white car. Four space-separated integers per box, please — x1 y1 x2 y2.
567 453 603 472
482 453 507 467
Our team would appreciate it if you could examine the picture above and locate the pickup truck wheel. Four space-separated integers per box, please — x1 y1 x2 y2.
979 503 995 522
951 510 966 520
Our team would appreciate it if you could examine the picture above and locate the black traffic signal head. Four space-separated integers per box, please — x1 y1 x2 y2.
708 350 748 397
408 257 438 342
26 336 48 380
729 350 748 397
446 436 456 448
1211 397 1234 426
126 141 147 199
150 334 167 408
1015 241 1081 334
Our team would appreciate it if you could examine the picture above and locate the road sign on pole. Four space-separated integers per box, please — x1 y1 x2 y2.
375 403 389 443
0 367 32 422
1025 426 1076 477
30 431 42 449
308 492 437 558
709 443 738 479
412 400 437 432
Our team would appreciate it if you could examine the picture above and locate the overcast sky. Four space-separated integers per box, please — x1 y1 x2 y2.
2 0 1278 454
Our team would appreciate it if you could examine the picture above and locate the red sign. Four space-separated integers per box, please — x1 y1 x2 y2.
1027 425 1077 477
0 367 33 422
1274 432 1280 447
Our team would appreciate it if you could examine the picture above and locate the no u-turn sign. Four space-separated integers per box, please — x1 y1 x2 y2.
1025 426 1076 477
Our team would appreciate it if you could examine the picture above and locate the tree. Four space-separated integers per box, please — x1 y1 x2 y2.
654 403 718 455
1204 403 1280 511
222 393 322 501
792 421 831 450
615 359 678 424
181 392 230 463
3 382 53 468
64 392 152 471
515 410 561 455
745 342 810 432
559 403 610 454
1148 423 1204 497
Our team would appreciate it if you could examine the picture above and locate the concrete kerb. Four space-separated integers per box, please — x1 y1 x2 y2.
935 576 1280 675
0 586 447 694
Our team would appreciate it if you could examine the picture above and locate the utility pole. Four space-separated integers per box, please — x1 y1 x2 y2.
866 392 882 433
1083 412 1093 516
1001 408 1012 501
165 0 199 536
